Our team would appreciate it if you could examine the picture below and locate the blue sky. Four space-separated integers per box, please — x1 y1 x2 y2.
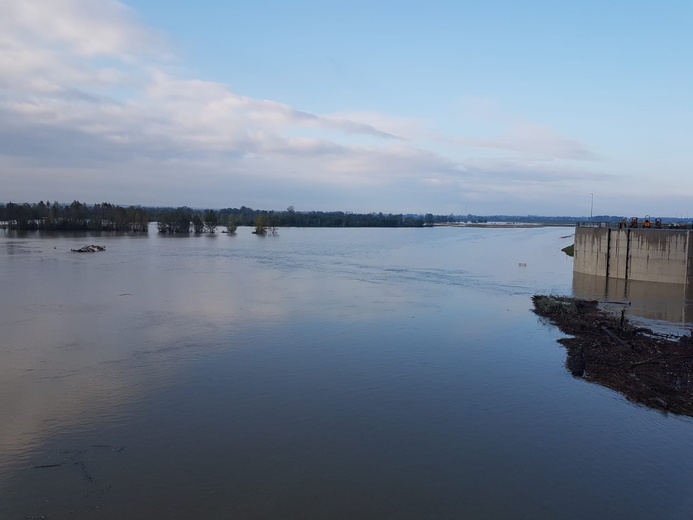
1 0 692 216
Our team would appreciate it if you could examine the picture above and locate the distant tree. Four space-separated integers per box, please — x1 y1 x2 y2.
226 215 237 234
36 200 47 218
192 214 205 233
131 206 149 232
203 209 218 233
0 200 147 232
253 215 267 235
160 208 191 233
157 211 171 233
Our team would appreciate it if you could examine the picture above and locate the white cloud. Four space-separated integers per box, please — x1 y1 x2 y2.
1 0 166 59
0 0 607 214
449 123 599 161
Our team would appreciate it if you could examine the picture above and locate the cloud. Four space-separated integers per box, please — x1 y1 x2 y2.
0 0 605 214
450 124 599 161
1 0 166 60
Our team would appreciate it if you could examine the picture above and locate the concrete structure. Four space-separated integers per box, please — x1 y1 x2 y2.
574 225 693 285
573 271 693 323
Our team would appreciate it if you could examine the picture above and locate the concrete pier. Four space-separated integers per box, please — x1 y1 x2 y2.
574 225 693 285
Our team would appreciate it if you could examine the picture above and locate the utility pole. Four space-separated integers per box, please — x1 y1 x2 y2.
590 193 594 222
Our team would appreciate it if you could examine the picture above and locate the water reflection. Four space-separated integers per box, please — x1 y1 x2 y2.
573 271 693 324
3 228 693 519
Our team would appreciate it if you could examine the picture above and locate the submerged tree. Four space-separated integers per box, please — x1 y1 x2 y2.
253 215 267 235
226 215 237 234
1 200 149 231
192 214 205 234
158 208 191 233
203 209 218 233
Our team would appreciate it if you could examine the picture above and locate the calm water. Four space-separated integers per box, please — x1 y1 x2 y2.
1 226 692 519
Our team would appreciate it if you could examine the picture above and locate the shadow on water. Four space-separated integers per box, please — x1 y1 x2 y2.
573 271 693 325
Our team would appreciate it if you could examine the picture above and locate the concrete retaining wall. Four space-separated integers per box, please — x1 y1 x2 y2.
574 227 691 285
574 227 609 277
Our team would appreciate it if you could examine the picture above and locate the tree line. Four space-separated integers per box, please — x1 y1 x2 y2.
0 201 148 231
0 201 450 233
147 205 429 231
219 206 428 228
155 208 236 234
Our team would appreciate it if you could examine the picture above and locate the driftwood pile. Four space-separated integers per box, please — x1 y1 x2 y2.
533 294 693 416
71 245 106 253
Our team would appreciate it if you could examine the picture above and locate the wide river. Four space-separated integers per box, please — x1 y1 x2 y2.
1 226 692 519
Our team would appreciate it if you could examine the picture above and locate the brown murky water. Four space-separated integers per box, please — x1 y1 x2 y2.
1 226 693 519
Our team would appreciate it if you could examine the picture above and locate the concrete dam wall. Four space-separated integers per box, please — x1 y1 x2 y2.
574 226 693 285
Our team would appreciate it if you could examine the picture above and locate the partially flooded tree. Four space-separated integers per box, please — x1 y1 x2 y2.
175 208 192 233
158 208 191 233
226 215 237 234
253 215 267 235
203 210 218 233
192 214 205 234
2 200 149 232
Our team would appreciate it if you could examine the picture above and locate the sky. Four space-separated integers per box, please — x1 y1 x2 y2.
1 0 692 216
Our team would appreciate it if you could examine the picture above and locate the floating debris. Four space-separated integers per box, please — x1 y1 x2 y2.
533 294 693 416
31 462 64 469
71 245 106 253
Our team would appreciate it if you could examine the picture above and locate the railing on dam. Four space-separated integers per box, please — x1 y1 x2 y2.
576 221 692 230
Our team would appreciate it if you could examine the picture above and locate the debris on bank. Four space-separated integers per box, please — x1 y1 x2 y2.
71 245 106 253
532 294 693 416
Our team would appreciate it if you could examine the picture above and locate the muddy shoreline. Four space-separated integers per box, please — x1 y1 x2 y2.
533 295 693 417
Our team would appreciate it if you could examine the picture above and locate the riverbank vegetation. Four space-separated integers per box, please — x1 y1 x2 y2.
150 205 428 229
1 201 434 232
0 200 604 234
533 294 693 417
0 201 148 231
